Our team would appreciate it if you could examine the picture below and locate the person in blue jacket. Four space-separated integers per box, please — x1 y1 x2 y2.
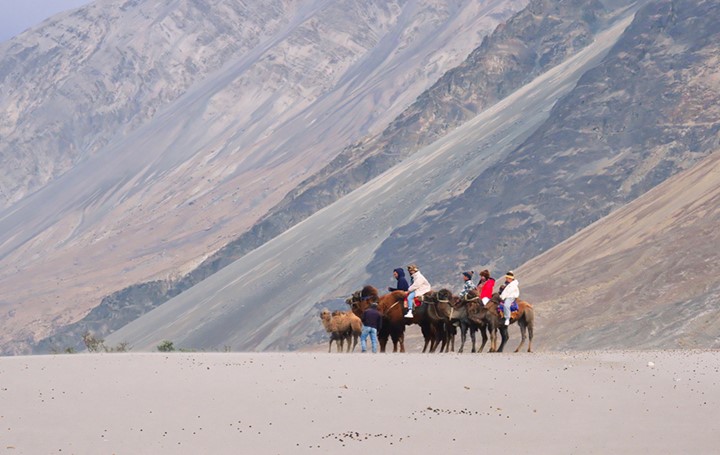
387 267 409 292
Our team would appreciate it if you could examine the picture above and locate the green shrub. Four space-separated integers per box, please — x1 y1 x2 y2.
157 340 175 352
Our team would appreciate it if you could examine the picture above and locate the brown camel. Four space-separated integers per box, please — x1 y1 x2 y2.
319 309 362 353
437 289 486 353
346 286 407 353
408 299 442 353
471 293 535 352
419 289 457 353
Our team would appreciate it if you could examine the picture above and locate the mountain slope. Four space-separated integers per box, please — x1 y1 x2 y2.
365 0 720 288
519 148 720 350
208 0 619 276
104 13 637 351
36 0 617 353
0 0 523 354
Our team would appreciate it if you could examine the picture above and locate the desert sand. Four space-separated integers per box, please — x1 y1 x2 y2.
1 350 718 454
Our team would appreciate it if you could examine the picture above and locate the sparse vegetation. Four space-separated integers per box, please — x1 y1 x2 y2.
82 331 132 353
157 340 175 352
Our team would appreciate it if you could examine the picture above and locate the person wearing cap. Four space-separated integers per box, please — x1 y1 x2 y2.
405 264 431 318
477 269 495 306
360 301 382 353
387 267 409 292
459 271 475 298
499 271 520 326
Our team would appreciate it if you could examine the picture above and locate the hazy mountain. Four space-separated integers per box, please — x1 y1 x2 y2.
11 0 720 354
103 7 639 352
365 0 720 287
106 0 719 352
34 0 618 353
0 0 525 354
520 148 720 350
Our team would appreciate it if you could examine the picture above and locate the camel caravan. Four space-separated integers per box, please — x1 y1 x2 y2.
319 266 534 353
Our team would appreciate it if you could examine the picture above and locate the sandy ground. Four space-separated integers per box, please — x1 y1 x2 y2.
0 350 718 454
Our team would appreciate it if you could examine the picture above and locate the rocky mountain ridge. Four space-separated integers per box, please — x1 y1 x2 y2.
365 0 720 287
0 0 524 354
102 9 640 352
34 0 614 353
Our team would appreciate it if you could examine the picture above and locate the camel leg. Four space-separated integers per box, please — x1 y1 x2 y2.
350 333 358 353
399 333 405 353
470 327 477 353
421 324 430 353
515 320 527 353
433 327 443 353
438 327 447 353
458 324 467 353
328 339 333 353
527 322 534 353
378 333 390 352
478 326 488 353
447 324 456 352
497 326 508 352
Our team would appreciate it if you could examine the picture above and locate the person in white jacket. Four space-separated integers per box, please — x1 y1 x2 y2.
405 264 431 318
499 271 520 326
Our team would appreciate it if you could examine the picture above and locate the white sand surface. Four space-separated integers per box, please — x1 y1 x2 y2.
1 350 718 454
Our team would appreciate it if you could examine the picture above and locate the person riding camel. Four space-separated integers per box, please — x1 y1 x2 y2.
499 271 519 326
404 264 431 318
459 271 475 298
388 267 409 292
477 269 495 306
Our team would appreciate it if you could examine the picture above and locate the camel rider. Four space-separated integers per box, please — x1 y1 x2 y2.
459 271 475 298
405 264 431 318
388 267 409 292
499 271 519 326
477 269 495 306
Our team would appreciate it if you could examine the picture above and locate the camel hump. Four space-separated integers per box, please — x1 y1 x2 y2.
361 285 379 299
518 299 533 309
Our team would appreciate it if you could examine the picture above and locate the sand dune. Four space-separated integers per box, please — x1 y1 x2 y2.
1 350 717 454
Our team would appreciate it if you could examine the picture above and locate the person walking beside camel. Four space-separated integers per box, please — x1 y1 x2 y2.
405 264 431 319
360 302 382 353
477 269 495 306
388 267 409 292
500 271 520 326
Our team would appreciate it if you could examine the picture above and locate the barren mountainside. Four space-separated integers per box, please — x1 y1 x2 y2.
35 0 614 353
0 0 524 354
5 0 719 354
366 0 720 287
521 148 720 350
101 7 641 352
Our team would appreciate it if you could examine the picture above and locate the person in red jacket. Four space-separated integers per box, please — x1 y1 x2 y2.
477 269 495 306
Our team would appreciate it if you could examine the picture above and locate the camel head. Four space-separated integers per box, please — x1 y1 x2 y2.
320 308 332 323
346 286 379 317
437 288 454 303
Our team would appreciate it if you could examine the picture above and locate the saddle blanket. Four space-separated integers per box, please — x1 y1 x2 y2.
497 302 519 319
405 297 422 308
498 302 519 313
